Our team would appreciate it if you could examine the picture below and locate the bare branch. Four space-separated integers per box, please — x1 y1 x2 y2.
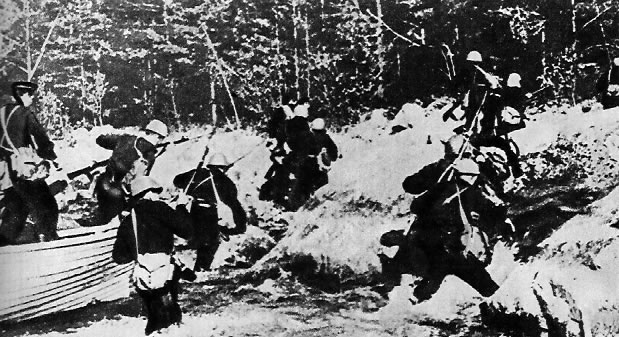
364 9 422 46
200 24 240 128
580 5 613 31
29 14 60 81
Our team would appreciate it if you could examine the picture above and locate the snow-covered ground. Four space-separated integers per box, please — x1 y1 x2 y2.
13 102 619 336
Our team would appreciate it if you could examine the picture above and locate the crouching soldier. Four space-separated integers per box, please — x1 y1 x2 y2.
0 81 59 244
112 176 194 335
259 147 292 207
173 152 247 272
382 135 508 303
94 119 168 224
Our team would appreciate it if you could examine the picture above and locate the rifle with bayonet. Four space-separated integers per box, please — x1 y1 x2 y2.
67 134 208 180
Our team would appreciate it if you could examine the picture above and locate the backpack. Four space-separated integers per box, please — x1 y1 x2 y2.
1 106 49 181
130 209 174 291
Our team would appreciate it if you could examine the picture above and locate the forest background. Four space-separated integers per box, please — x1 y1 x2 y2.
0 0 617 136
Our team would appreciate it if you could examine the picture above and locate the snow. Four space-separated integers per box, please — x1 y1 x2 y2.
34 101 619 336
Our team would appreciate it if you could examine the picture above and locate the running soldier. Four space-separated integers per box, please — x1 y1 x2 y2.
173 152 247 272
0 81 59 244
93 119 168 224
112 176 195 335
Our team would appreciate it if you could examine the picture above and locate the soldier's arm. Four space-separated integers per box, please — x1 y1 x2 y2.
112 219 136 264
25 111 56 160
96 134 122 150
403 161 445 194
156 200 195 240
172 170 195 190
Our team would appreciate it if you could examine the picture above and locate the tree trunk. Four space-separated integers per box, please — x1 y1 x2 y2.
292 0 300 99
375 0 385 97
211 80 217 126
304 9 311 99
25 0 32 78
276 20 284 103
569 0 577 105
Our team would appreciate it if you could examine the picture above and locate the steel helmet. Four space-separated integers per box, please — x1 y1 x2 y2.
311 118 326 131
144 119 169 137
453 158 480 185
443 134 467 159
131 176 163 196
466 51 482 63
207 153 230 167
507 73 522 88
294 104 309 118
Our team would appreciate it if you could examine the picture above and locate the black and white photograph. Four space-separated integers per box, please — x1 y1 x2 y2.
1 0 618 336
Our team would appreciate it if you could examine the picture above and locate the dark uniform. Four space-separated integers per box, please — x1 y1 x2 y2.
266 105 289 150
386 159 506 302
259 148 292 207
284 115 317 210
112 192 194 335
0 82 59 245
94 134 157 224
173 166 247 272
308 128 338 191
596 60 619 110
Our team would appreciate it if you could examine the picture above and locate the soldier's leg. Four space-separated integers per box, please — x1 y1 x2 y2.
0 187 28 245
194 211 220 272
15 179 59 241
451 254 499 297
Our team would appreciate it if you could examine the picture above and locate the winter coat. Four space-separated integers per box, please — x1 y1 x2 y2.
96 134 157 180
266 106 288 145
112 199 194 264
285 116 315 155
0 103 56 160
403 159 507 245
173 167 247 236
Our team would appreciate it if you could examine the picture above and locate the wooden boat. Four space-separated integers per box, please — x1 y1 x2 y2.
0 221 132 323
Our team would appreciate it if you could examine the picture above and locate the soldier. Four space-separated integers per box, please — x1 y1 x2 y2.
112 176 194 335
596 57 619 110
93 119 168 224
471 72 526 177
0 81 59 244
283 97 318 210
173 152 247 272
453 51 500 134
308 118 338 191
259 146 292 207
265 93 295 152
382 135 508 303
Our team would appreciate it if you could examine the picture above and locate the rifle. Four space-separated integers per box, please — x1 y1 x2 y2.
67 134 208 180
183 145 211 194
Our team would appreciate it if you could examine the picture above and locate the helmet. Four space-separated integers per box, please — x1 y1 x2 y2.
443 134 467 159
311 118 326 131
207 153 230 167
466 51 482 63
294 104 309 118
506 73 522 88
131 176 163 196
453 158 480 185
144 119 169 137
